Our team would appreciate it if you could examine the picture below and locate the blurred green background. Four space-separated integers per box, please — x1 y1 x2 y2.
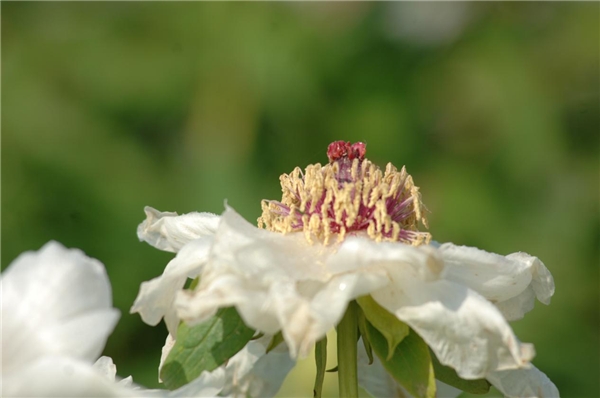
2 2 598 397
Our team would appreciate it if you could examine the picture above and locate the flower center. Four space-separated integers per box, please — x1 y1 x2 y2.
258 141 431 245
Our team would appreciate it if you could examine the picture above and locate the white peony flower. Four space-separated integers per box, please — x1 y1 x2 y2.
1 241 287 398
133 141 558 396
1 241 126 397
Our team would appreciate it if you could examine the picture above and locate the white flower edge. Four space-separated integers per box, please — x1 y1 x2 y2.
131 237 213 336
438 243 555 321
138 206 220 253
0 241 126 397
2 355 136 397
1 241 267 398
1 241 120 373
487 366 559 398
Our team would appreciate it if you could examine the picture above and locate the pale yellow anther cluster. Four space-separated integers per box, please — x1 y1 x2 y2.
258 158 431 246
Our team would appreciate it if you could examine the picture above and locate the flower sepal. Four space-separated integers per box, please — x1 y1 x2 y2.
358 303 436 398
357 295 409 360
356 295 492 397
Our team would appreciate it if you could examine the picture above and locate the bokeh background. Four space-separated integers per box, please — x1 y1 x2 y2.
2 2 598 397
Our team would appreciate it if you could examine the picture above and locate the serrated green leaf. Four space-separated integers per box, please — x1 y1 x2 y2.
430 349 491 394
357 295 409 360
160 307 255 390
313 337 327 398
365 322 436 398
357 305 374 365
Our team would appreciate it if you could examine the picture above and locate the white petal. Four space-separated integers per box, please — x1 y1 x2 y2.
94 356 118 382
1 356 134 397
138 206 220 252
494 287 536 321
176 207 387 358
357 338 406 397
131 238 212 335
505 252 554 304
487 364 559 398
366 255 534 379
143 368 225 398
220 335 295 398
93 356 134 389
358 339 463 398
168 370 225 397
493 252 553 322
158 334 176 382
438 243 533 302
435 381 463 398
1 241 120 372
438 244 555 320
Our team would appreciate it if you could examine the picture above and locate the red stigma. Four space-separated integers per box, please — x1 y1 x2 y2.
327 141 366 163
348 142 366 160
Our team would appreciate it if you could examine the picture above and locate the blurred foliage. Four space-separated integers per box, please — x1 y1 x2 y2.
2 2 598 397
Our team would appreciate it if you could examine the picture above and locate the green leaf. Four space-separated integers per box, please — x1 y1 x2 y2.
357 305 374 365
313 337 327 398
160 307 255 390
365 322 436 398
430 349 491 394
357 295 409 360
266 331 284 353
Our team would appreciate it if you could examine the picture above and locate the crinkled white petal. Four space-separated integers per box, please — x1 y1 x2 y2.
331 241 536 379
138 206 220 253
439 243 532 302
372 274 535 379
496 252 554 321
94 356 118 383
220 335 295 398
487 364 559 398
92 354 224 398
176 207 388 358
505 253 554 305
357 338 407 398
131 238 212 335
438 244 555 320
93 356 134 389
163 369 225 398
1 241 120 372
494 287 536 321
1 356 135 397
358 339 463 398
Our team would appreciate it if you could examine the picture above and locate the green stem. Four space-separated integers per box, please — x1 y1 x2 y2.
337 301 359 398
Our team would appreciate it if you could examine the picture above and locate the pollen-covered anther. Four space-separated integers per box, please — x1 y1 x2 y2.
258 141 431 246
